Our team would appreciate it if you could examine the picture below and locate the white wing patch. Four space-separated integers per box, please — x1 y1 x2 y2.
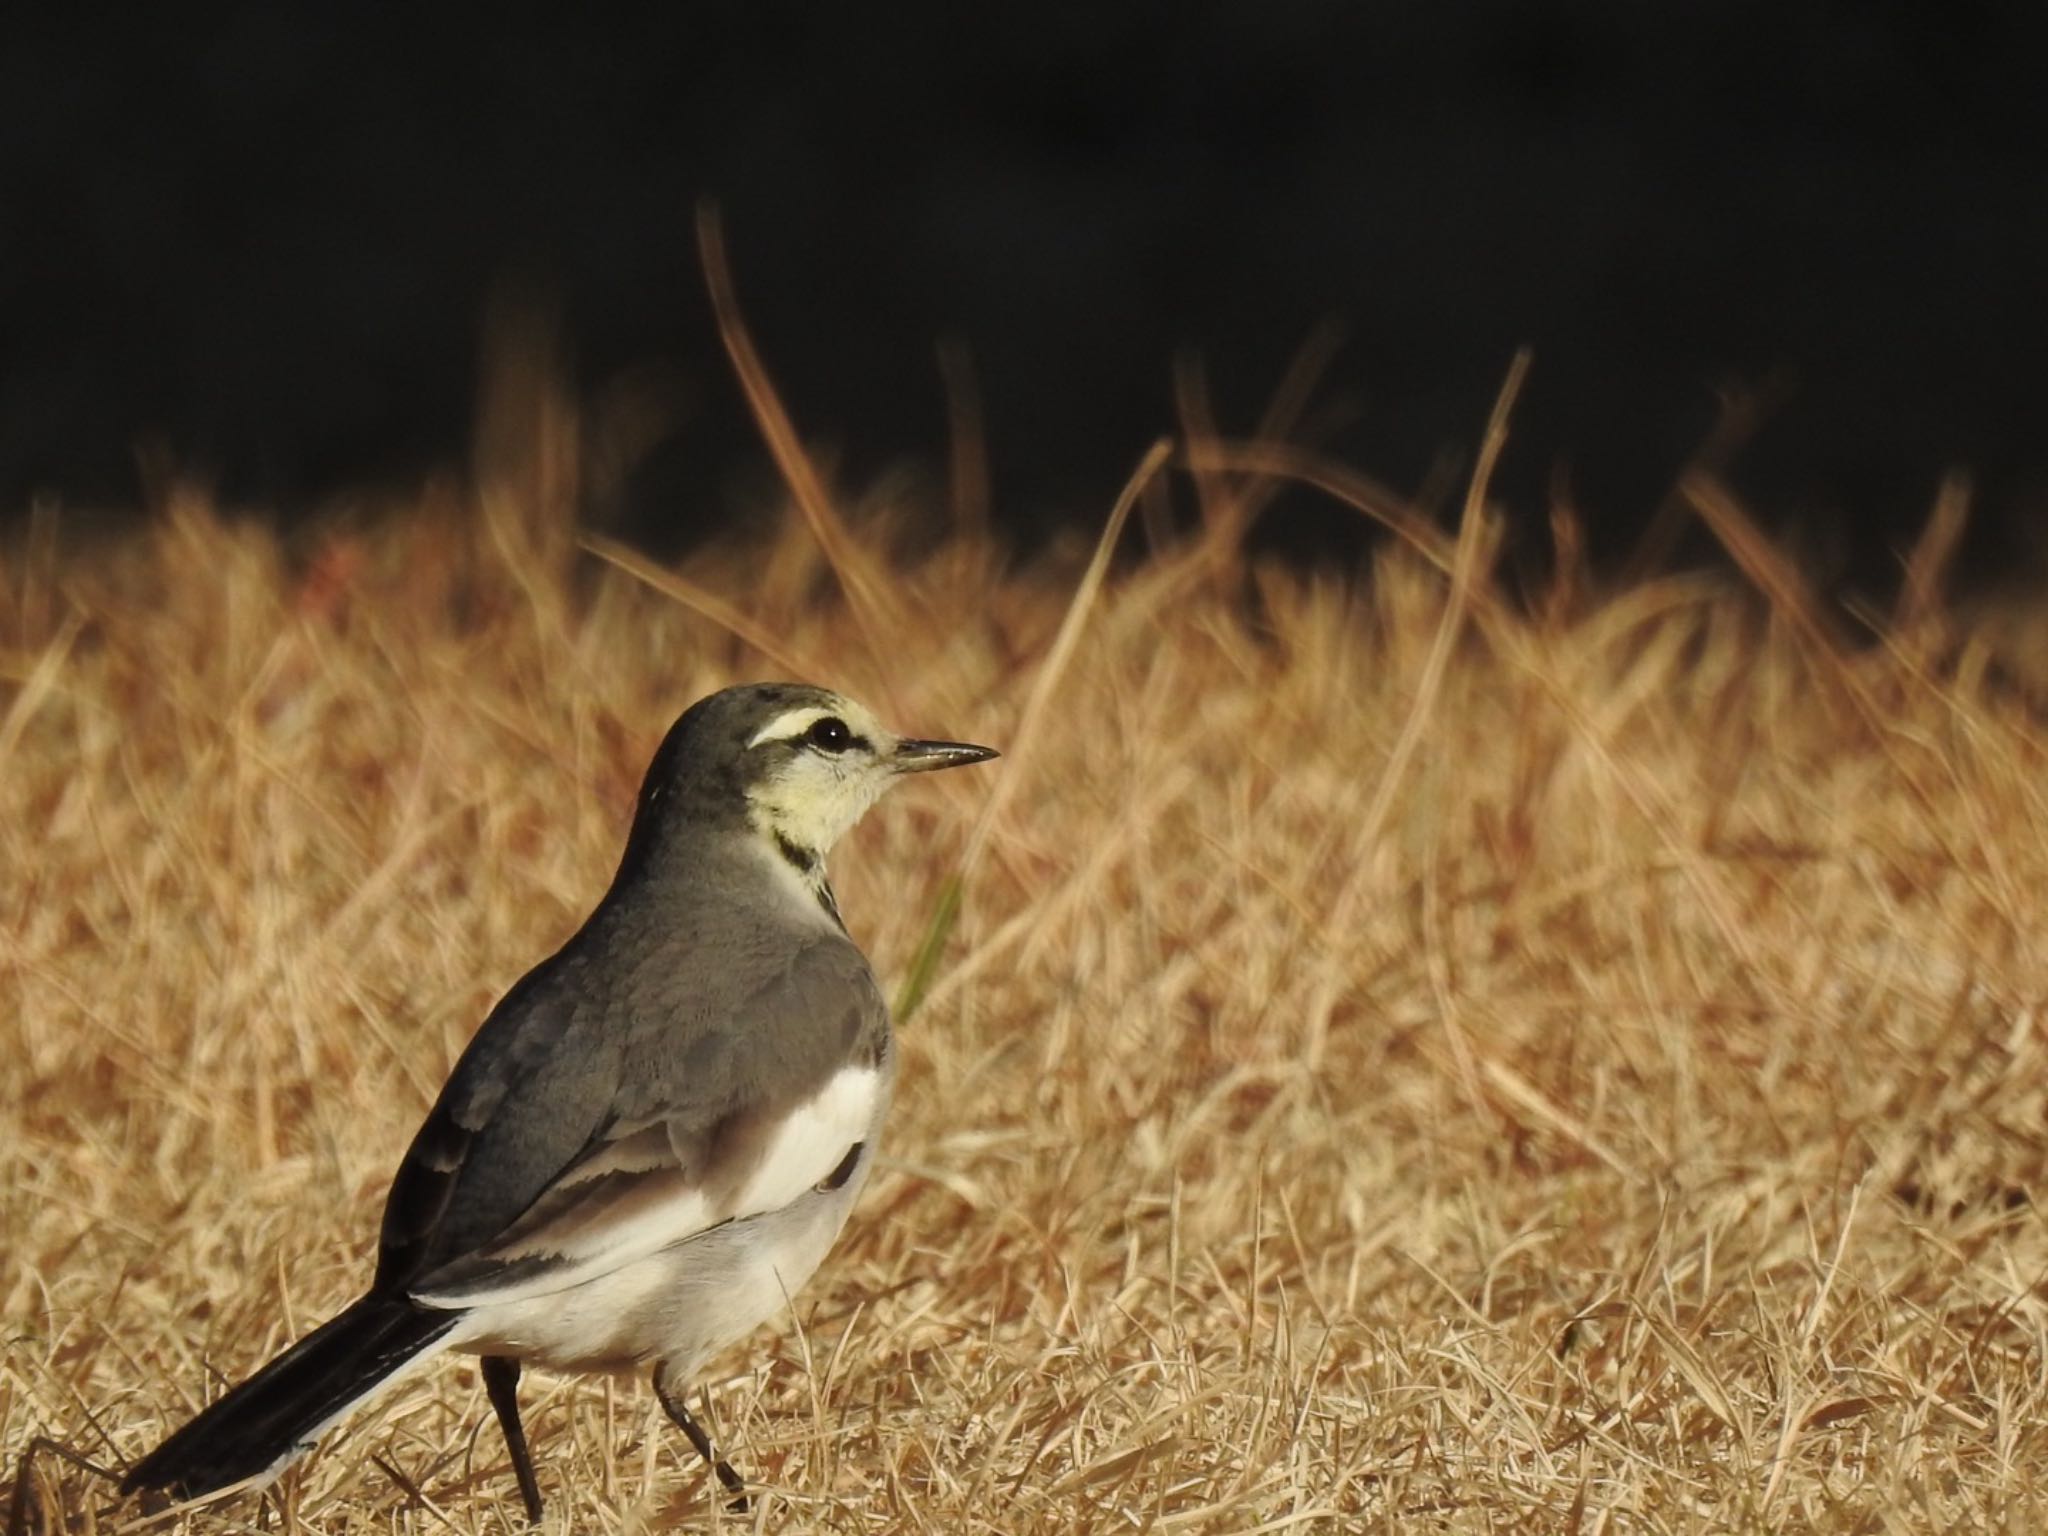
730 1063 881 1216
411 1064 883 1311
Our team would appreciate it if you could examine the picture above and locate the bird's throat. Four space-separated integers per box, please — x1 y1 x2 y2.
770 829 844 928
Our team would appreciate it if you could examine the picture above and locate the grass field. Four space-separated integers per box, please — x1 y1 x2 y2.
7 413 2048 1534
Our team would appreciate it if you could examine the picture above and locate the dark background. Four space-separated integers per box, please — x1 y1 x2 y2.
4 2 2043 588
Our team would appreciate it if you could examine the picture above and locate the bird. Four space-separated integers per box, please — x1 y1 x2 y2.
118 682 997 1521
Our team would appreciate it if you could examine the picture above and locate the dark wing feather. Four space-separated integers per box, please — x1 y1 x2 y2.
376 927 886 1300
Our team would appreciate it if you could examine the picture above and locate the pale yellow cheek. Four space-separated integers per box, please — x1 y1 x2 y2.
755 770 883 851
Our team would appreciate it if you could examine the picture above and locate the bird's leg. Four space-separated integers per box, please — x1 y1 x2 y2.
7 1436 121 1536
652 1366 748 1514
480 1357 545 1525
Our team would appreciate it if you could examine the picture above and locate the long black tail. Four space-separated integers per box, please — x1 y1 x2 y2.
122 1294 460 1501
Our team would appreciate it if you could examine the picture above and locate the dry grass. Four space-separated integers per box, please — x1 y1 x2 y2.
8 443 2048 1535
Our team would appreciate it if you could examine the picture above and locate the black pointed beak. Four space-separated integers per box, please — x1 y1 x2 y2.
891 737 1000 773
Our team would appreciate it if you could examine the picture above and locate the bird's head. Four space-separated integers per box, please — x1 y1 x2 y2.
633 683 997 870
735 686 998 861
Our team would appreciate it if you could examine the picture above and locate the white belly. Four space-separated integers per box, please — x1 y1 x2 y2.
445 1141 880 1376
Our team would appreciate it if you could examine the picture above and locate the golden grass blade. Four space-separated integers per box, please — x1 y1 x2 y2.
1684 469 2026 928
1476 1055 1641 1184
695 202 901 670
1300 352 1523 1069
896 438 1171 1022
0 613 81 768
1681 469 1847 657
1896 470 1972 636
1179 438 1452 573
959 438 1172 874
577 529 827 680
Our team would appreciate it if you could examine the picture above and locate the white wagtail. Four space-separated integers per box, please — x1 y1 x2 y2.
119 682 996 1520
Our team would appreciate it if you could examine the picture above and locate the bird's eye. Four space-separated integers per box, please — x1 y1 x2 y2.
807 716 853 753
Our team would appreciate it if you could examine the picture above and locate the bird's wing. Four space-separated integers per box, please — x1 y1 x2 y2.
375 933 887 1309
